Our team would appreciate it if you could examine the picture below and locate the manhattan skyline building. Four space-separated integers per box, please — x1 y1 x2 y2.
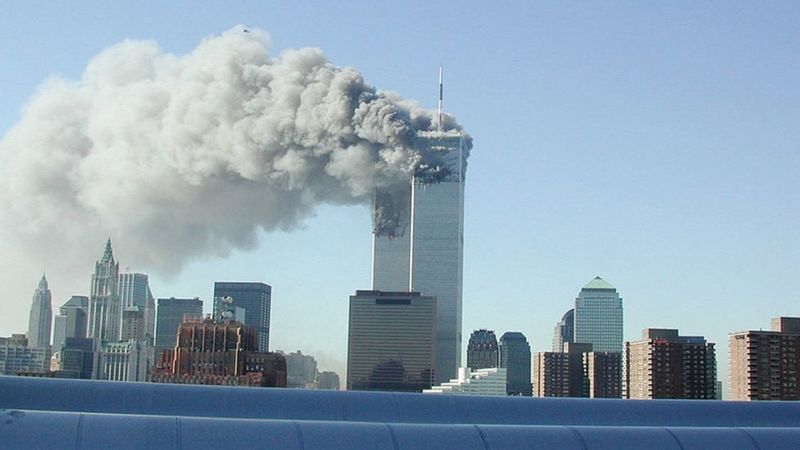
466 329 498 370
552 308 574 352
213 282 272 352
347 290 437 392
625 328 717 400
154 297 203 355
26 274 52 348
499 331 532 396
574 276 623 353
729 317 800 401
371 128 468 384
87 239 121 342
52 296 88 353
118 273 156 340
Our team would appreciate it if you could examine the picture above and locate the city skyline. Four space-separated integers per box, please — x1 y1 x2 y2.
0 2 798 385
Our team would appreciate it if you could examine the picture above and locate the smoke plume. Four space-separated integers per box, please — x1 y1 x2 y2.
0 27 471 274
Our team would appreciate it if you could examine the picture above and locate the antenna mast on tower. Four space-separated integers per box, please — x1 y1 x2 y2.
437 66 443 131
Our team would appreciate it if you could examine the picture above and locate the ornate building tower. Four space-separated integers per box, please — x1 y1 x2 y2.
27 274 53 348
87 239 121 342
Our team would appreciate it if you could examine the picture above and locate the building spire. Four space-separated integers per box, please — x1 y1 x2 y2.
102 238 114 262
38 273 47 290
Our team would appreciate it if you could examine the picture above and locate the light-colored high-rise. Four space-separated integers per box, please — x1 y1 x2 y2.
87 239 121 342
371 131 467 384
27 274 53 348
574 276 623 353
118 273 156 340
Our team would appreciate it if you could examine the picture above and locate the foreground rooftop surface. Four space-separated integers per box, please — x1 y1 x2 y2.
2 376 799 449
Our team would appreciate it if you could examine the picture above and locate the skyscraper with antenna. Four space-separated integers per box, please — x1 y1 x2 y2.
371 68 467 384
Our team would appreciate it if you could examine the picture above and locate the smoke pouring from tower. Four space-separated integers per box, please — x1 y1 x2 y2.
0 27 471 275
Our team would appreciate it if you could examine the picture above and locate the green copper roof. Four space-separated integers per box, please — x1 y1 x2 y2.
582 276 615 290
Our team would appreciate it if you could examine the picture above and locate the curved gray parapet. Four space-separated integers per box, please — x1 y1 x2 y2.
2 376 800 427
3 410 800 450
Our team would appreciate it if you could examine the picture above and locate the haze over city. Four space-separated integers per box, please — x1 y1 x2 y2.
1 1 798 384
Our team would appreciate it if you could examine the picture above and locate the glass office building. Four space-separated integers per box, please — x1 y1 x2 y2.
371 130 467 384
155 297 203 355
574 277 623 353
213 282 272 352
499 331 532 396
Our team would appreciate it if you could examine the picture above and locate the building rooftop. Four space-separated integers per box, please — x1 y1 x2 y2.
582 276 615 291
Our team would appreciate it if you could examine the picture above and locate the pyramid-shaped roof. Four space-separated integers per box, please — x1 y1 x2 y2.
582 276 615 290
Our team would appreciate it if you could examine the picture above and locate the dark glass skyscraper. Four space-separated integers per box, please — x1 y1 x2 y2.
499 331 532 396
552 308 574 352
213 282 272 352
466 329 498 370
155 297 203 355
52 296 88 353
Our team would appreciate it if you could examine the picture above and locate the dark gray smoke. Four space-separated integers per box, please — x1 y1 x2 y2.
0 26 471 273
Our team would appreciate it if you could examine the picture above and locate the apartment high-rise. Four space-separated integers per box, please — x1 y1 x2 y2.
213 282 272 352
52 296 88 353
625 328 717 400
730 317 800 401
347 290 436 392
155 297 203 355
552 308 574 352
118 273 156 340
466 329 499 370
87 239 121 342
499 331 532 396
574 276 623 353
27 274 53 348
533 342 621 398
371 129 468 385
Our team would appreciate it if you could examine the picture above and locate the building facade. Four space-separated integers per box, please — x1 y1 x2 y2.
574 277 623 353
87 239 121 342
118 273 156 340
58 337 99 379
151 318 286 387
730 317 800 401
0 334 52 375
155 297 203 356
499 331 532 396
317 371 341 390
371 131 468 384
552 308 574 352
52 296 88 354
213 282 272 352
347 290 436 392
625 328 716 400
27 274 53 348
99 339 153 382
466 329 498 370
424 367 507 396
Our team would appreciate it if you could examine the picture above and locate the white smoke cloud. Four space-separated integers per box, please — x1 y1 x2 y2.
0 26 470 275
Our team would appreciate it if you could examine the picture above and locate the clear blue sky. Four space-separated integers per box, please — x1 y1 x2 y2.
1 1 798 387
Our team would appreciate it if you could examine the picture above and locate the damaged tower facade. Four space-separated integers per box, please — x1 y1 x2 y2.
371 130 467 384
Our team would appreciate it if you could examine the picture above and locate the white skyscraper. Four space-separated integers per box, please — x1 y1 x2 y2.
371 130 467 384
87 239 121 342
27 274 53 348
574 276 624 353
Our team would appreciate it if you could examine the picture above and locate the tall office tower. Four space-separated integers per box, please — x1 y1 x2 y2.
213 282 272 352
52 296 88 353
121 306 146 341
574 277 623 353
58 337 100 379
371 129 468 385
154 297 203 355
118 273 156 339
552 308 574 352
87 239 121 342
466 329 499 370
317 371 341 390
499 331 532 396
99 340 153 382
27 274 53 348
151 317 287 387
730 317 800 401
625 328 717 400
347 290 436 392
